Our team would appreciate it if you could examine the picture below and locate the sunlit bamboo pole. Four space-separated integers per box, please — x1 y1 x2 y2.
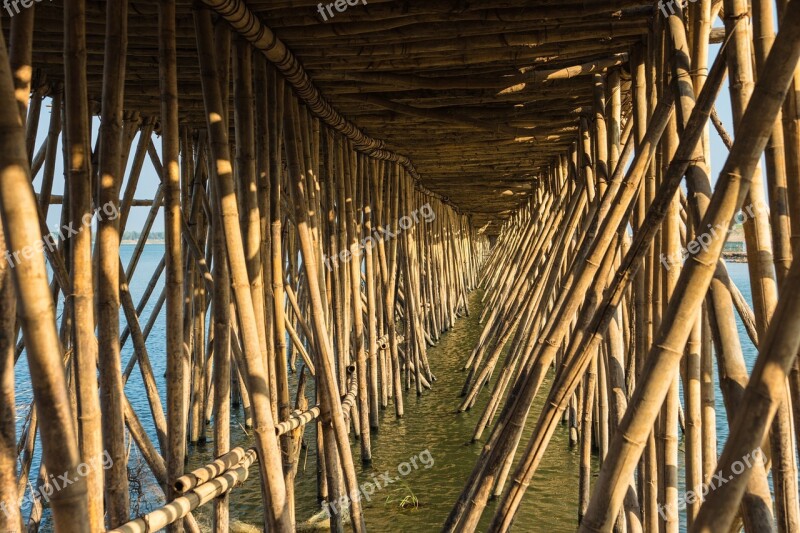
581 5 800 528
363 158 380 430
751 3 800 531
233 38 271 431
687 3 714 524
62 0 104 528
0 222 19 533
95 0 130 524
0 25 90 533
208 135 231 531
386 164 404 417
194 7 290 530
283 93 366 533
659 81 680 533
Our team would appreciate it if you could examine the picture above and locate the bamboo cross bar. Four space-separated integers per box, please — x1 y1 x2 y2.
273 363 361 438
109 449 259 533
173 448 247 495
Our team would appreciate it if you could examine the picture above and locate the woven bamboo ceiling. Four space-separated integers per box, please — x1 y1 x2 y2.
25 0 652 228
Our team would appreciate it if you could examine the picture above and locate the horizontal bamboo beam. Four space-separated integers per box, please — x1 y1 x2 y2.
109 449 258 533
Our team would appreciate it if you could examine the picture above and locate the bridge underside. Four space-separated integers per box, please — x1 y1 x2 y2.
27 0 649 230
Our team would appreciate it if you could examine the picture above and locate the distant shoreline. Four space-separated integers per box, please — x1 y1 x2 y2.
121 240 165 245
723 252 748 263
118 242 750 261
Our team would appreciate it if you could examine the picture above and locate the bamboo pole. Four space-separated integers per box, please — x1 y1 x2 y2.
233 38 271 433
683 222 703 526
269 66 291 457
8 2 33 127
660 80 680 533
580 5 800 528
96 0 130 524
774 0 800 462
0 222 19 533
188 146 208 445
63 0 104 528
363 159 380 430
211 157 231 532
0 24 90 533
386 163 404 417
750 3 800 531
194 8 291 531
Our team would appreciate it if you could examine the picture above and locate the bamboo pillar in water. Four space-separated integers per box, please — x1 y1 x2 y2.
194 7 290 531
63 0 103 529
95 0 130 525
581 5 800 529
0 25 90 533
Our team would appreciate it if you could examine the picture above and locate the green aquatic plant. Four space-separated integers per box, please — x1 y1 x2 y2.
385 482 421 511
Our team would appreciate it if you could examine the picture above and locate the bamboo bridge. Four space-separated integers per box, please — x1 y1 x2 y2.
2 0 800 532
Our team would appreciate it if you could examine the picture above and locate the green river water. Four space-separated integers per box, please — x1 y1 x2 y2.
185 289 582 532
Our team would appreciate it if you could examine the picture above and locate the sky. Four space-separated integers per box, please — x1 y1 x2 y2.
32 115 164 235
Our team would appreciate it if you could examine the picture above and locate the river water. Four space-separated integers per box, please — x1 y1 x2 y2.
16 245 761 531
